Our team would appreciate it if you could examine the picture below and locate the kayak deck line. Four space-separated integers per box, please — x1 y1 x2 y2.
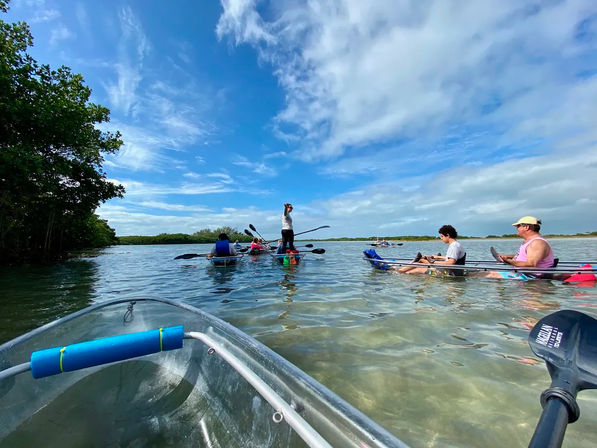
363 256 597 276
210 253 244 266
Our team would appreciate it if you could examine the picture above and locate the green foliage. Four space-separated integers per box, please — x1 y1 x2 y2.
118 228 252 245
0 3 124 263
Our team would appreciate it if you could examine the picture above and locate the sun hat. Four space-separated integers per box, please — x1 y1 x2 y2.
512 216 541 226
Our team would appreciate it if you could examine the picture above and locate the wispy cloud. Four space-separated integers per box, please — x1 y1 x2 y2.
218 1 597 163
98 203 265 236
29 9 59 23
103 6 149 116
108 178 236 197
49 24 73 46
231 155 276 176
137 201 212 212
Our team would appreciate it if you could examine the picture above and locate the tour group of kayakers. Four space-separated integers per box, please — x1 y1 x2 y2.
206 203 559 280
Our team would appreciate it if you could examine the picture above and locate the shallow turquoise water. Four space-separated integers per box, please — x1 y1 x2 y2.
1 238 597 447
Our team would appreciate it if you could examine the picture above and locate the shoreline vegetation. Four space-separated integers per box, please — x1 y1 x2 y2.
117 230 597 245
1 1 124 265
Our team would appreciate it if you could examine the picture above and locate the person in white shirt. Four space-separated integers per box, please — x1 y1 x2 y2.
278 203 296 254
397 225 466 275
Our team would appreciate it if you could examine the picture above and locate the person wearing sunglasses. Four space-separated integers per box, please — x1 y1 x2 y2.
489 216 555 273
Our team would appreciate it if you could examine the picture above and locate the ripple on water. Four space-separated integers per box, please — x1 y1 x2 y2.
2 240 597 447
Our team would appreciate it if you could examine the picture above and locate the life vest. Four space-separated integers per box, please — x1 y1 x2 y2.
283 250 299 265
215 240 231 256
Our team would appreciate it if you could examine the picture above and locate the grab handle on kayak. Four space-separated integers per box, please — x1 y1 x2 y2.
30 326 184 379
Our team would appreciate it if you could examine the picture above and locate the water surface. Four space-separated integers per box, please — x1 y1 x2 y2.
1 239 597 447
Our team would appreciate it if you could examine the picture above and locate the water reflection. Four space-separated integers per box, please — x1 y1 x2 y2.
206 265 237 295
277 272 298 329
514 281 561 311
3 240 597 447
0 258 97 343
280 272 297 303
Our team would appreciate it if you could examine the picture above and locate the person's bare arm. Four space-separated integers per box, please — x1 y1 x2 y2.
497 253 516 261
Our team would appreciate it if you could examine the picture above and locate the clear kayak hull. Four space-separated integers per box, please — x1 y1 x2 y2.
0 298 407 448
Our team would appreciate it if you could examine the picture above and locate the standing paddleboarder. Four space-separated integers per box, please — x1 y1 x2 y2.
278 203 296 254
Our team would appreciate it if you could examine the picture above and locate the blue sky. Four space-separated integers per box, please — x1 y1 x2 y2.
6 0 597 238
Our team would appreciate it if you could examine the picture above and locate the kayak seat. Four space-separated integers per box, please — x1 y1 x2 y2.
363 249 389 271
536 258 560 280
452 253 466 276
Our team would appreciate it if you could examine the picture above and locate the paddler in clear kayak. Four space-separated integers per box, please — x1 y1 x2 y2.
483 216 556 280
396 225 466 275
208 233 238 258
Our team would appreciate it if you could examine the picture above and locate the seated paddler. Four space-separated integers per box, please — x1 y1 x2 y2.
209 233 238 258
484 216 555 279
396 225 466 275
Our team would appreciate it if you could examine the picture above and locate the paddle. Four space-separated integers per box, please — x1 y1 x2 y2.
244 229 254 237
307 248 325 254
528 310 597 447
250 223 318 247
249 224 266 241
174 253 210 260
490 246 505 263
266 225 330 244
275 248 326 255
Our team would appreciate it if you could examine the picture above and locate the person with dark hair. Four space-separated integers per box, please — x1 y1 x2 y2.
397 225 466 275
277 203 296 254
209 233 238 257
484 216 554 279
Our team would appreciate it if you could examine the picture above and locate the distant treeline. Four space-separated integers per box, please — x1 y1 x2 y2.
118 227 253 245
321 231 597 242
116 230 597 245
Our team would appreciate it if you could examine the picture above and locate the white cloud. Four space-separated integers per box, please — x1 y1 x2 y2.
98 203 263 236
311 144 597 237
218 0 597 162
29 9 59 23
106 178 235 197
231 155 276 176
49 24 73 46
137 201 212 212
103 6 150 116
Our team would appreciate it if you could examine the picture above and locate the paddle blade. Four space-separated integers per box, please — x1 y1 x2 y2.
311 248 325 254
529 310 597 391
244 229 253 237
249 224 257 232
174 253 201 260
490 246 504 263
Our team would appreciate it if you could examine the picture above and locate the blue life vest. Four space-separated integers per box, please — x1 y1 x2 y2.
215 240 231 256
